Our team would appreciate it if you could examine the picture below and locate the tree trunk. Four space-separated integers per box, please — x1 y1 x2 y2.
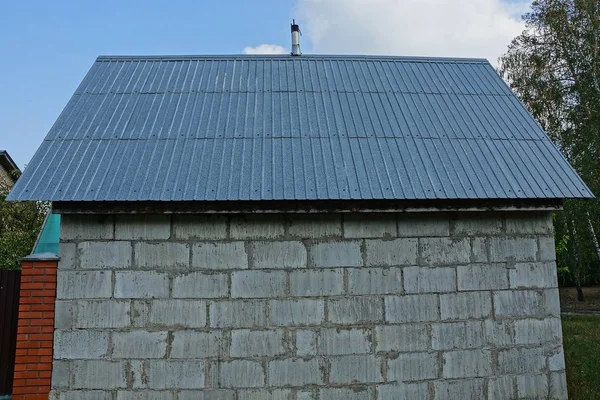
571 218 585 302
587 212 600 262
576 284 585 302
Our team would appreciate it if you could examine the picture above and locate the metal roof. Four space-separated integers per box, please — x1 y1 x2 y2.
8 55 593 202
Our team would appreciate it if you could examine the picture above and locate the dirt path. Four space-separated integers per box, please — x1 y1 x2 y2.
560 287 600 314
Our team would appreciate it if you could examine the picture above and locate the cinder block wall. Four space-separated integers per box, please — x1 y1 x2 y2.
51 212 567 399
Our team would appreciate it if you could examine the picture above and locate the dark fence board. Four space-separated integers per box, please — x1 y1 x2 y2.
0 270 21 396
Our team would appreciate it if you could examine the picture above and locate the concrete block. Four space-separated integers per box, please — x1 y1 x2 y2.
539 236 557 261
54 300 72 329
173 272 229 298
134 242 189 270
398 215 450 237
57 271 112 299
52 360 71 388
232 270 286 298
74 300 130 329
308 241 362 268
297 391 315 400
210 300 266 328
178 391 235 400
388 352 438 381
328 355 383 384
434 379 485 400
365 239 418 266
112 331 168 359
268 358 323 386
375 324 429 352
288 215 342 238
72 360 127 389
442 349 492 378
488 376 516 400
549 349 566 371
296 330 317 356
420 237 470 265
79 241 132 270
252 241 307 269
115 215 170 240
454 214 502 236
471 238 488 262
385 294 439 323
230 215 285 239
237 389 294 400
131 300 151 327
117 392 175 400
403 266 456 293
489 237 537 262
347 268 402 295
269 299 324 326
377 383 429 400
328 297 383 324
494 290 558 318
146 360 204 389
58 242 76 270
497 347 545 374
320 387 374 400
514 318 562 345
517 374 549 399
54 330 109 359
506 212 553 235
129 360 145 389
230 330 286 357
440 292 491 320
431 321 485 350
289 269 344 297
549 371 568 400
60 215 114 240
343 214 396 238
545 288 562 315
211 360 264 388
192 242 248 270
318 328 371 355
150 300 207 328
173 215 228 240
457 264 508 291
484 320 514 346
171 331 226 359
58 391 113 400
510 262 558 289
114 271 169 299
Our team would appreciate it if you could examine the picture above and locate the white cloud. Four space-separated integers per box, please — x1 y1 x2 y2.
295 0 531 65
243 44 287 54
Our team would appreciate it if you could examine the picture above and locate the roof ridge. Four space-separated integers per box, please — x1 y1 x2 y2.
95 54 490 64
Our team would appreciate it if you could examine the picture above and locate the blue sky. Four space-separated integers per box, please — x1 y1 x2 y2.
0 0 530 169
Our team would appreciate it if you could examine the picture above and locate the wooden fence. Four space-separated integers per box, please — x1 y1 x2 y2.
0 270 21 397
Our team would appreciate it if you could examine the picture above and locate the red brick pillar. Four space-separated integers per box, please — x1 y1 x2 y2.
11 254 59 400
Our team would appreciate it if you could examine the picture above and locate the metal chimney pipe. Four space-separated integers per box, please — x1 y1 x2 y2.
291 20 301 56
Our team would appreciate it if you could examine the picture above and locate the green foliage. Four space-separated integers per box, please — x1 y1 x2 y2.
562 315 600 399
499 0 600 286
0 172 47 269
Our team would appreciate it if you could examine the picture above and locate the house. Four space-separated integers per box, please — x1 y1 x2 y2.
0 150 20 188
8 52 592 399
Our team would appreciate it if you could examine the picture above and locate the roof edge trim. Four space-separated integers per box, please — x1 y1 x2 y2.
95 54 490 63
52 199 563 215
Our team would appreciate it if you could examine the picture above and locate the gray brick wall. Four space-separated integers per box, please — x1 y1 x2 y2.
52 211 566 399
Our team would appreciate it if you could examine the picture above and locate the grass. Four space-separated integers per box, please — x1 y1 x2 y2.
562 315 600 399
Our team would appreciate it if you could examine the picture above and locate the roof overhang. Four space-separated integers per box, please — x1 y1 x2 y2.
52 199 564 214
0 150 21 180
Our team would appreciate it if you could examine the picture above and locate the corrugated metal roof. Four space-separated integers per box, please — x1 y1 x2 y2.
8 55 593 201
